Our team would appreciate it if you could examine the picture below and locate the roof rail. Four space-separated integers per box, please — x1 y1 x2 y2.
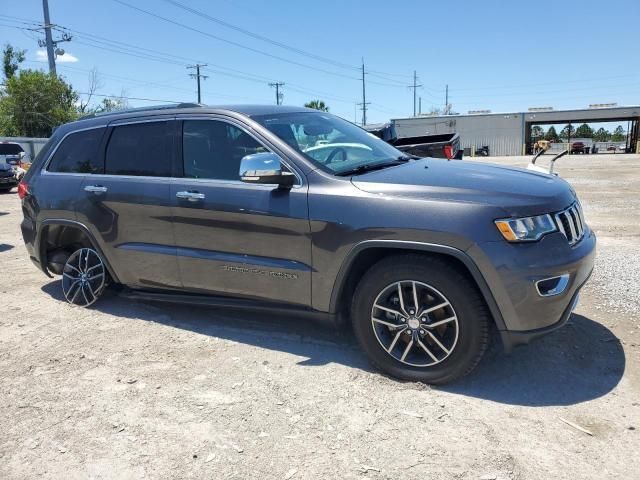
78 102 205 120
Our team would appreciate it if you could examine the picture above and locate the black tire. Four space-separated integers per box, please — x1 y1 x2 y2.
351 254 490 384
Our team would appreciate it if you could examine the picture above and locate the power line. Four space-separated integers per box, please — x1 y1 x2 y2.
111 0 360 81
161 0 359 72
0 15 408 117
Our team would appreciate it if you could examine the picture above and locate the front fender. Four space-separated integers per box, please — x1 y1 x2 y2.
326 239 507 331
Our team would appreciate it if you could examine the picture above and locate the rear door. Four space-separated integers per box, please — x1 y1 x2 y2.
170 116 311 306
37 127 106 221
75 118 181 289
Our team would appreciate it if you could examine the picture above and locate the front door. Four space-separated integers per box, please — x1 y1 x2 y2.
171 118 311 307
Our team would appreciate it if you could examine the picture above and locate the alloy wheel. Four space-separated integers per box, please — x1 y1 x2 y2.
61 248 106 307
370 280 459 367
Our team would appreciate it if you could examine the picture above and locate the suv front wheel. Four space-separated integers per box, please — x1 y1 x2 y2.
351 255 490 384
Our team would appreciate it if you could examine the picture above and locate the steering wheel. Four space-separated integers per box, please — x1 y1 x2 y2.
325 147 347 164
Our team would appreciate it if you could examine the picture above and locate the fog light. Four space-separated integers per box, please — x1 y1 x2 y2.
535 274 570 297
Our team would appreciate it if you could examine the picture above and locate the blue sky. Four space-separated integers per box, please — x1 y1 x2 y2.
1 0 639 124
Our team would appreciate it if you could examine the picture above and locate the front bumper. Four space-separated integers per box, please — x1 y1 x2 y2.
467 228 596 348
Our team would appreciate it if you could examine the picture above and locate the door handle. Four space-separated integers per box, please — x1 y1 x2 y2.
176 191 205 201
84 185 108 193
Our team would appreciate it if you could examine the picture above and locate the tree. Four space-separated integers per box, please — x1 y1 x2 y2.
611 125 626 142
544 126 559 142
0 69 78 137
593 127 610 142
93 96 129 114
78 67 104 113
531 125 545 139
575 123 593 138
2 43 26 80
560 124 576 140
304 100 329 112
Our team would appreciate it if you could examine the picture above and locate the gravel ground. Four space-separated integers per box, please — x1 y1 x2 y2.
0 153 639 480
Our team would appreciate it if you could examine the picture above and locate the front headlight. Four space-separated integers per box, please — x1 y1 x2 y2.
495 214 557 242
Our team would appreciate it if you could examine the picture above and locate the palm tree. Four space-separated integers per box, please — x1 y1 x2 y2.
304 100 329 112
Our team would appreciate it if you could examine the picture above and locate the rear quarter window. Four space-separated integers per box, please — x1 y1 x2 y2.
48 128 105 173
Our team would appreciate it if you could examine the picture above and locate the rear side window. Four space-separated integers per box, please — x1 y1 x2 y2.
48 128 105 173
105 122 171 176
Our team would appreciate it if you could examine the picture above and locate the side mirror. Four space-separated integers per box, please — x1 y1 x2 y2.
239 152 295 188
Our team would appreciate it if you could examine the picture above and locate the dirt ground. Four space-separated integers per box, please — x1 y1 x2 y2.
1 153 638 480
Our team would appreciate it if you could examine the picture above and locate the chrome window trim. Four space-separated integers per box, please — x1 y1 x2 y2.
176 114 305 187
39 115 305 188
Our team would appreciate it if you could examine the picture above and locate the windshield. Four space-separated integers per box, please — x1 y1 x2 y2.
252 112 405 175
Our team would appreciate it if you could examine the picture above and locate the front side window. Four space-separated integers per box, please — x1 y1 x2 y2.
182 120 267 180
252 112 405 175
105 122 171 177
48 128 105 173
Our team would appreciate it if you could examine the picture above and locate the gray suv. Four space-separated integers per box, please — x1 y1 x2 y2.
19 104 595 384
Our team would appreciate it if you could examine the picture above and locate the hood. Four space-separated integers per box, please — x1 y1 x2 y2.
351 158 576 216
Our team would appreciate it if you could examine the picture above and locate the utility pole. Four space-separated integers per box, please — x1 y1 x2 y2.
358 60 370 126
41 0 56 75
38 0 72 76
419 97 422 115
269 82 285 105
408 70 423 117
445 84 449 107
187 64 208 103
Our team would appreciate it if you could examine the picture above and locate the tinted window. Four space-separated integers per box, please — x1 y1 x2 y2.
105 122 171 176
183 120 267 180
48 129 104 173
0 144 24 155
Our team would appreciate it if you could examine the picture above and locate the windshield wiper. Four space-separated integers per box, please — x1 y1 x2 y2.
335 157 411 177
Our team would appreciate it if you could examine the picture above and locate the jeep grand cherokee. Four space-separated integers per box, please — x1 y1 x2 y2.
19 104 596 384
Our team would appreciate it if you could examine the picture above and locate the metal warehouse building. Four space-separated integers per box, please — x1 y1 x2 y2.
391 105 640 156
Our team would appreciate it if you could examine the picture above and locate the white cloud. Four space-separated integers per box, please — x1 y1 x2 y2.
36 49 79 63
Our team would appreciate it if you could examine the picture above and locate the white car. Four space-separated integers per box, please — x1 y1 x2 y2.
303 142 372 164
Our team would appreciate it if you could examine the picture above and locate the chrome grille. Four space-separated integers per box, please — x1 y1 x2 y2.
555 202 586 245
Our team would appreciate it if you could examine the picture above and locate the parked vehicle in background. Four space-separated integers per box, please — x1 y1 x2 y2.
0 142 28 192
570 142 586 154
19 104 595 384
0 141 30 168
475 145 490 157
364 123 462 159
605 144 627 153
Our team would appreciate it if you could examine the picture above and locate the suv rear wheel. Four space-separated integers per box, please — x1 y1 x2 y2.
62 247 107 307
351 254 490 384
